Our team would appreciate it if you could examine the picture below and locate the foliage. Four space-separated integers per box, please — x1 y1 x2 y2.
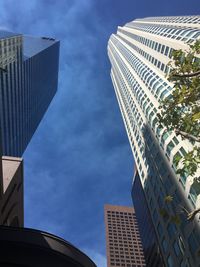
158 40 200 182
160 195 200 224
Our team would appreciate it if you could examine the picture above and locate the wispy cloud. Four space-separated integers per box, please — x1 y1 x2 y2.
1 0 199 266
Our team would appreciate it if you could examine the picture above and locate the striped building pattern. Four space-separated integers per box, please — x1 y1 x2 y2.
105 204 146 267
0 32 60 156
108 16 200 267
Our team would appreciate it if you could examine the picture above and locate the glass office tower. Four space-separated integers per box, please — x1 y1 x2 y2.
132 169 164 266
0 31 59 156
108 16 200 266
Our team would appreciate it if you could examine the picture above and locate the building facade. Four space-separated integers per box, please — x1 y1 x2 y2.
0 31 60 156
0 156 23 227
132 169 164 266
0 128 23 226
108 16 200 266
104 204 146 267
0 31 96 267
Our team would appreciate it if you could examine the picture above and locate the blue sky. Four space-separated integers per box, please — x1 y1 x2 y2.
0 1 199 266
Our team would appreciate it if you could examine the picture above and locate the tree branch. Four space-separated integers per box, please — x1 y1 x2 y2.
179 205 200 221
173 70 200 78
187 208 200 221
179 204 189 215
175 129 200 142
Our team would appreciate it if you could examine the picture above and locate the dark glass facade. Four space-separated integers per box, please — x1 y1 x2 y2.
0 32 60 156
132 171 164 267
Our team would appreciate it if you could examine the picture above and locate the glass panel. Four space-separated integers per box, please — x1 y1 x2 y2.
162 238 168 253
167 223 177 238
166 141 175 155
157 223 163 236
167 255 174 267
161 131 170 144
173 240 182 256
188 231 199 254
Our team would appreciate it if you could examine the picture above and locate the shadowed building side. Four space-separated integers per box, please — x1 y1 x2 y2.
0 156 23 227
0 32 60 156
132 169 164 266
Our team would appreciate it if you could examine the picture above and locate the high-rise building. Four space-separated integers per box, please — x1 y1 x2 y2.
0 31 60 156
108 16 200 266
132 169 164 266
0 31 96 267
104 204 146 267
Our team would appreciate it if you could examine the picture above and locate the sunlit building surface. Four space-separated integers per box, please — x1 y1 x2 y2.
0 156 23 227
0 31 60 156
108 16 200 266
104 204 146 267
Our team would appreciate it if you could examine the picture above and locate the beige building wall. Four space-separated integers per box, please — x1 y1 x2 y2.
0 156 23 227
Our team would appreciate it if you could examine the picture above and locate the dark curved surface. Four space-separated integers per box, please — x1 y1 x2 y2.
0 226 96 267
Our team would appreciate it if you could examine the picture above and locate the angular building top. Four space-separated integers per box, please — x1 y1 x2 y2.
23 36 58 58
0 31 60 156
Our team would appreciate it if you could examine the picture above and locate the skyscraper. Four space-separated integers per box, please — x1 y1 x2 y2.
0 32 96 267
104 204 146 267
132 169 164 266
108 16 200 266
0 31 60 156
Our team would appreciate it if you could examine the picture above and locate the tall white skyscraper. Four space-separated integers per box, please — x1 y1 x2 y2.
108 16 200 267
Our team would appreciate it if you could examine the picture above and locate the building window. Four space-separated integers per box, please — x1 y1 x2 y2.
166 141 175 155
188 231 199 254
157 223 163 236
162 238 168 253
167 255 174 267
188 181 200 206
153 209 158 224
173 240 182 256
167 223 177 238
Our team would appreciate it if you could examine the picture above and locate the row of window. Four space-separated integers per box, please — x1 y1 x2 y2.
108 228 137 233
110 39 164 167
107 213 134 217
127 22 200 43
109 48 145 175
107 214 133 219
110 38 193 200
118 33 171 75
112 66 193 265
109 38 193 192
136 16 200 25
